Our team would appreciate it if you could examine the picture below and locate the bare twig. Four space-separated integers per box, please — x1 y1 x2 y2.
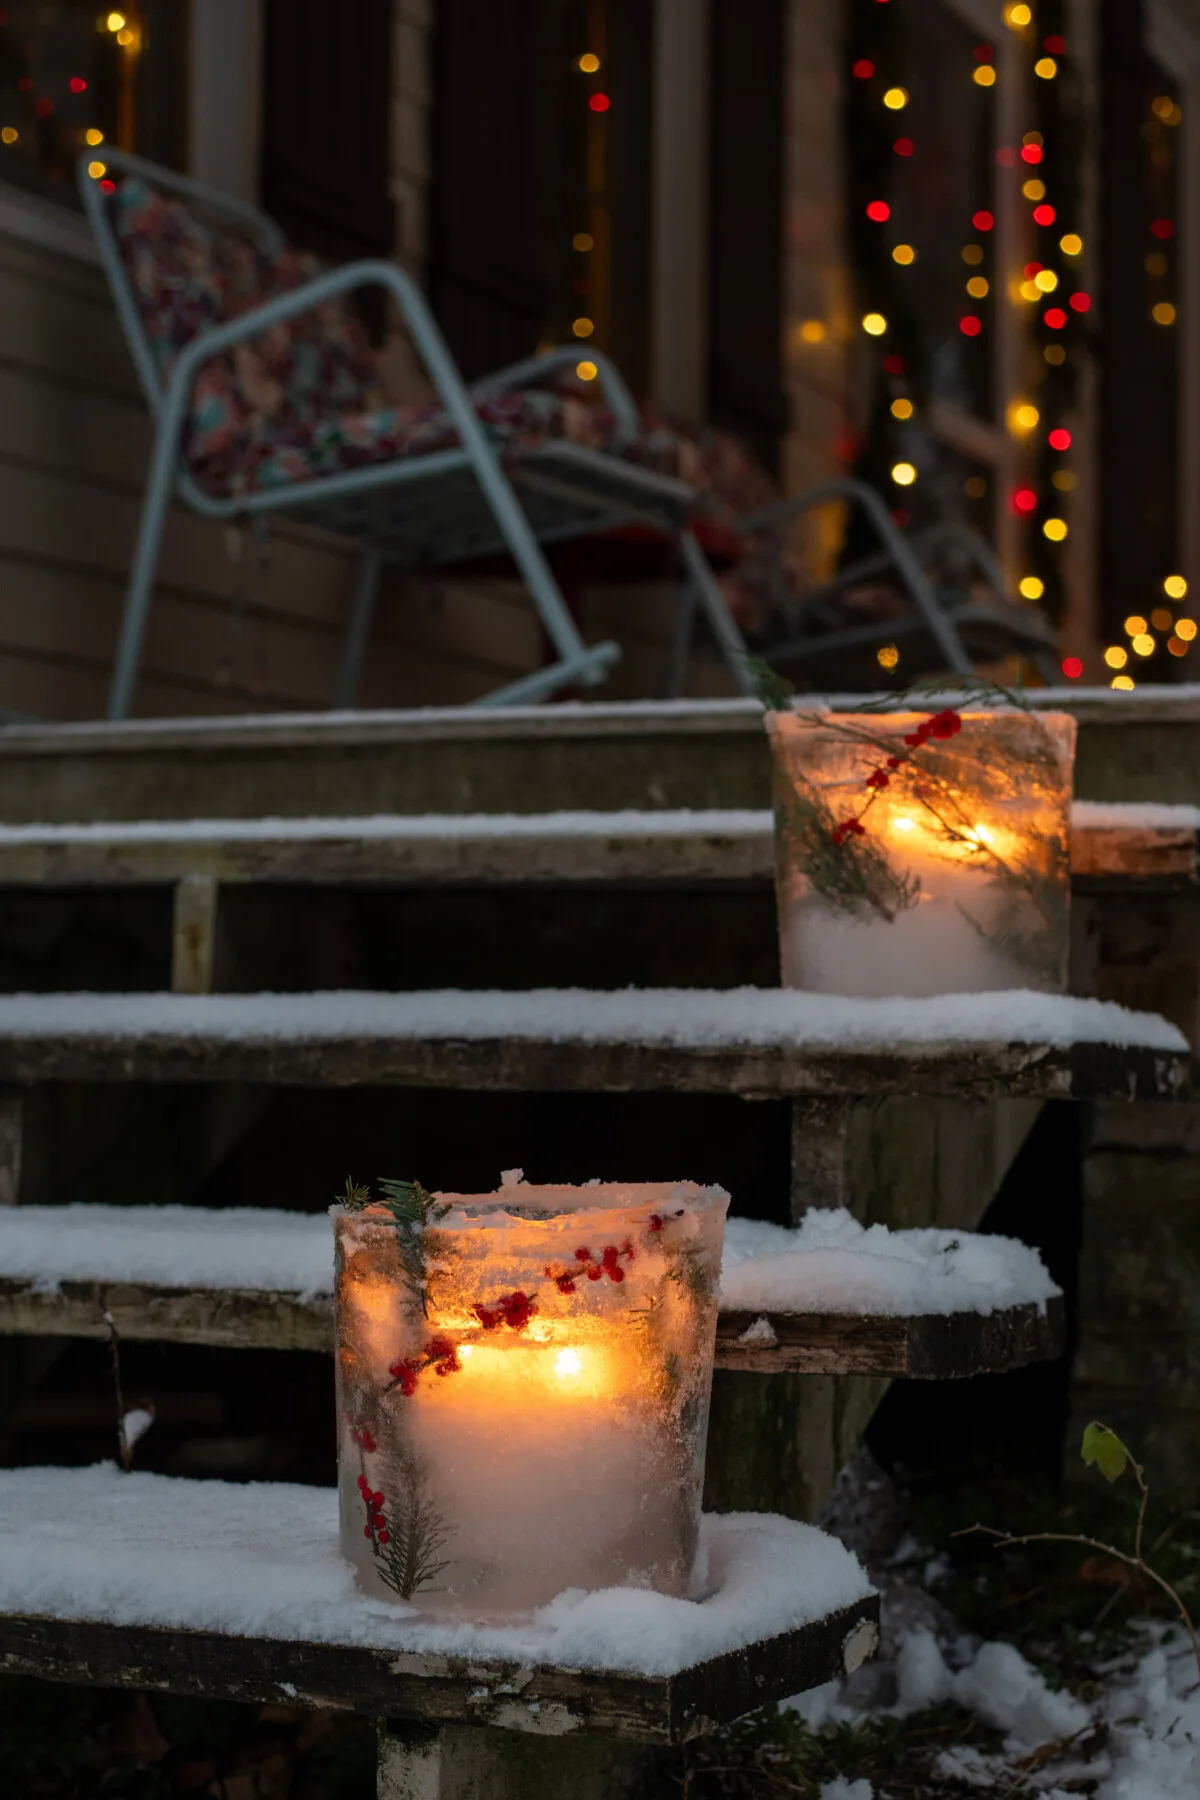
102 1306 132 1473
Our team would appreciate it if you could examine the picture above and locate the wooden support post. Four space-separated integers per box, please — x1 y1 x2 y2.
376 1721 662 1800
171 875 219 994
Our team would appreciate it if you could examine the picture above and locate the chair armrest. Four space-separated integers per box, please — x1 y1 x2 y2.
468 348 640 452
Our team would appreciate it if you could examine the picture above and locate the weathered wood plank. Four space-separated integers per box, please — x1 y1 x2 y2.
1070 823 1200 888
0 1030 1181 1100
0 1276 1064 1377
0 1598 880 1743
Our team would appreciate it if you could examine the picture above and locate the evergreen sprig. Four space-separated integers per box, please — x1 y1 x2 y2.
336 1176 451 1318
375 1463 454 1601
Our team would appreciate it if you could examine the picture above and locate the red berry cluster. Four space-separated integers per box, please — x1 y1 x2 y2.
904 708 962 748
357 1472 390 1544
388 1333 461 1395
553 1241 636 1291
830 710 963 847
350 1424 377 1453
473 1290 537 1332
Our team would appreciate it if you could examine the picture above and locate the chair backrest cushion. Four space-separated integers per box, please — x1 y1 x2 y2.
107 175 379 494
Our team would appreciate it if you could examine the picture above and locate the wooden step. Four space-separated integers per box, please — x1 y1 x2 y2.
0 1466 880 1739
0 989 1183 1099
0 800 1190 889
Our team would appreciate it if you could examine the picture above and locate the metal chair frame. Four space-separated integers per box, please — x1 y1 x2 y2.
82 151 754 718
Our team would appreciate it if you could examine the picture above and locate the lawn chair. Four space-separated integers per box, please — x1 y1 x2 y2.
82 151 748 719
668 477 1060 695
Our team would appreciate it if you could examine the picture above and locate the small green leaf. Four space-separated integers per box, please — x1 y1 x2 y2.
1082 1421 1131 1483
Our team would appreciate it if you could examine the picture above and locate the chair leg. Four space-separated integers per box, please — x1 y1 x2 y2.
676 529 757 697
334 546 384 709
664 576 698 698
107 436 177 721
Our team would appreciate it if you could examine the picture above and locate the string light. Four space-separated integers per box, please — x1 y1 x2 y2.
1146 251 1168 276
1132 633 1156 656
105 10 126 29
85 127 104 145
572 317 594 337
960 314 983 336
1023 179 1046 200
1048 428 1072 451
1008 400 1040 434
894 137 914 156
1165 574 1188 599
892 243 916 264
862 312 888 335
891 398 914 419
87 160 106 178
1104 646 1128 668
1151 607 1173 630
1112 674 1136 689
1034 57 1058 79
972 210 994 231
0 128 15 144
1069 291 1091 312
891 461 917 485
1169 637 1187 656
974 65 997 87
588 93 610 113
1019 576 1044 599
962 244 984 264
1153 301 1177 325
1043 517 1068 541
966 276 989 297
798 319 826 343
1125 615 1148 635
1032 203 1056 226
578 52 600 72
1052 470 1075 491
1013 487 1038 513
1060 232 1083 255
866 199 891 221
1177 618 1198 640
882 87 908 109
1005 3 1032 26
576 361 598 381
965 476 988 497
852 58 875 80
1035 269 1058 292
1151 218 1174 239
1061 656 1083 677
877 643 900 669
69 77 87 93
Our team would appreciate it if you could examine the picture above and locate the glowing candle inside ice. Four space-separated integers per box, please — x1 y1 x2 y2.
768 708 1076 997
333 1178 728 1618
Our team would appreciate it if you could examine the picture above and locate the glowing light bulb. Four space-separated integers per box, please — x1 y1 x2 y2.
1019 279 1042 302
891 461 917 486
974 66 997 87
1132 633 1156 657
1111 674 1135 690
862 312 888 336
1166 574 1189 599
1125 616 1148 637
1045 345 1066 365
1005 3 1032 25
576 360 598 381
87 160 106 179
554 1348 583 1378
1023 179 1046 201
579 52 600 72
1177 618 1198 642
877 643 900 669
1018 576 1044 600
1008 401 1040 434
1104 645 1128 669
1034 57 1058 78
1169 637 1188 656
1035 269 1059 293
1052 471 1075 492
891 398 914 419
892 243 916 264
0 128 15 145
1152 607 1173 631
572 317 594 338
106 10 126 29
1043 517 1068 541
798 319 826 343
1060 233 1083 256
883 87 908 110
1153 302 1177 326
893 816 916 832
966 275 989 298
85 127 104 145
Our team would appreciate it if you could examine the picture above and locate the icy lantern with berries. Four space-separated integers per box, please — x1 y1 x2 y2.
332 1174 729 1617
767 704 1076 997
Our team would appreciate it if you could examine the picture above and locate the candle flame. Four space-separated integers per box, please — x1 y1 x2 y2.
458 1343 474 1358
893 815 915 832
554 1348 583 1379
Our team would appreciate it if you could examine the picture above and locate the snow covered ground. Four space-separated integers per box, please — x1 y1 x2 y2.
0 1203 1061 1320
0 1463 873 1679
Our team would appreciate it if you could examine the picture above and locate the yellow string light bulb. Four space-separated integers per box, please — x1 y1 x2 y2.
1165 574 1189 599
1060 233 1083 256
1007 400 1040 434
1043 518 1068 542
890 398 914 420
1153 302 1177 326
1124 615 1148 636
974 65 997 87
891 461 917 486
883 87 909 110
1018 576 1044 600
862 312 887 336
1177 618 1198 641
1005 3 1032 25
1034 57 1058 78
1035 269 1059 293
1019 278 1043 302
0 128 15 144
892 244 916 265
578 53 600 72
798 319 826 344
1104 645 1128 669
87 161 106 179
105 10 126 29
572 317 594 338
1132 633 1156 656
967 275 989 298
1052 471 1075 492
1023 179 1046 201
877 643 900 670
1111 674 1136 690
575 361 598 381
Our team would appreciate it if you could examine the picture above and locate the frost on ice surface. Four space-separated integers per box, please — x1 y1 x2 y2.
0 1465 874 1677
0 1204 1059 1319
0 986 1181 1050
721 1212 1060 1317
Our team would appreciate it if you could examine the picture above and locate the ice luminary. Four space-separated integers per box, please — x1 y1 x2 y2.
767 706 1076 997
332 1174 729 1617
